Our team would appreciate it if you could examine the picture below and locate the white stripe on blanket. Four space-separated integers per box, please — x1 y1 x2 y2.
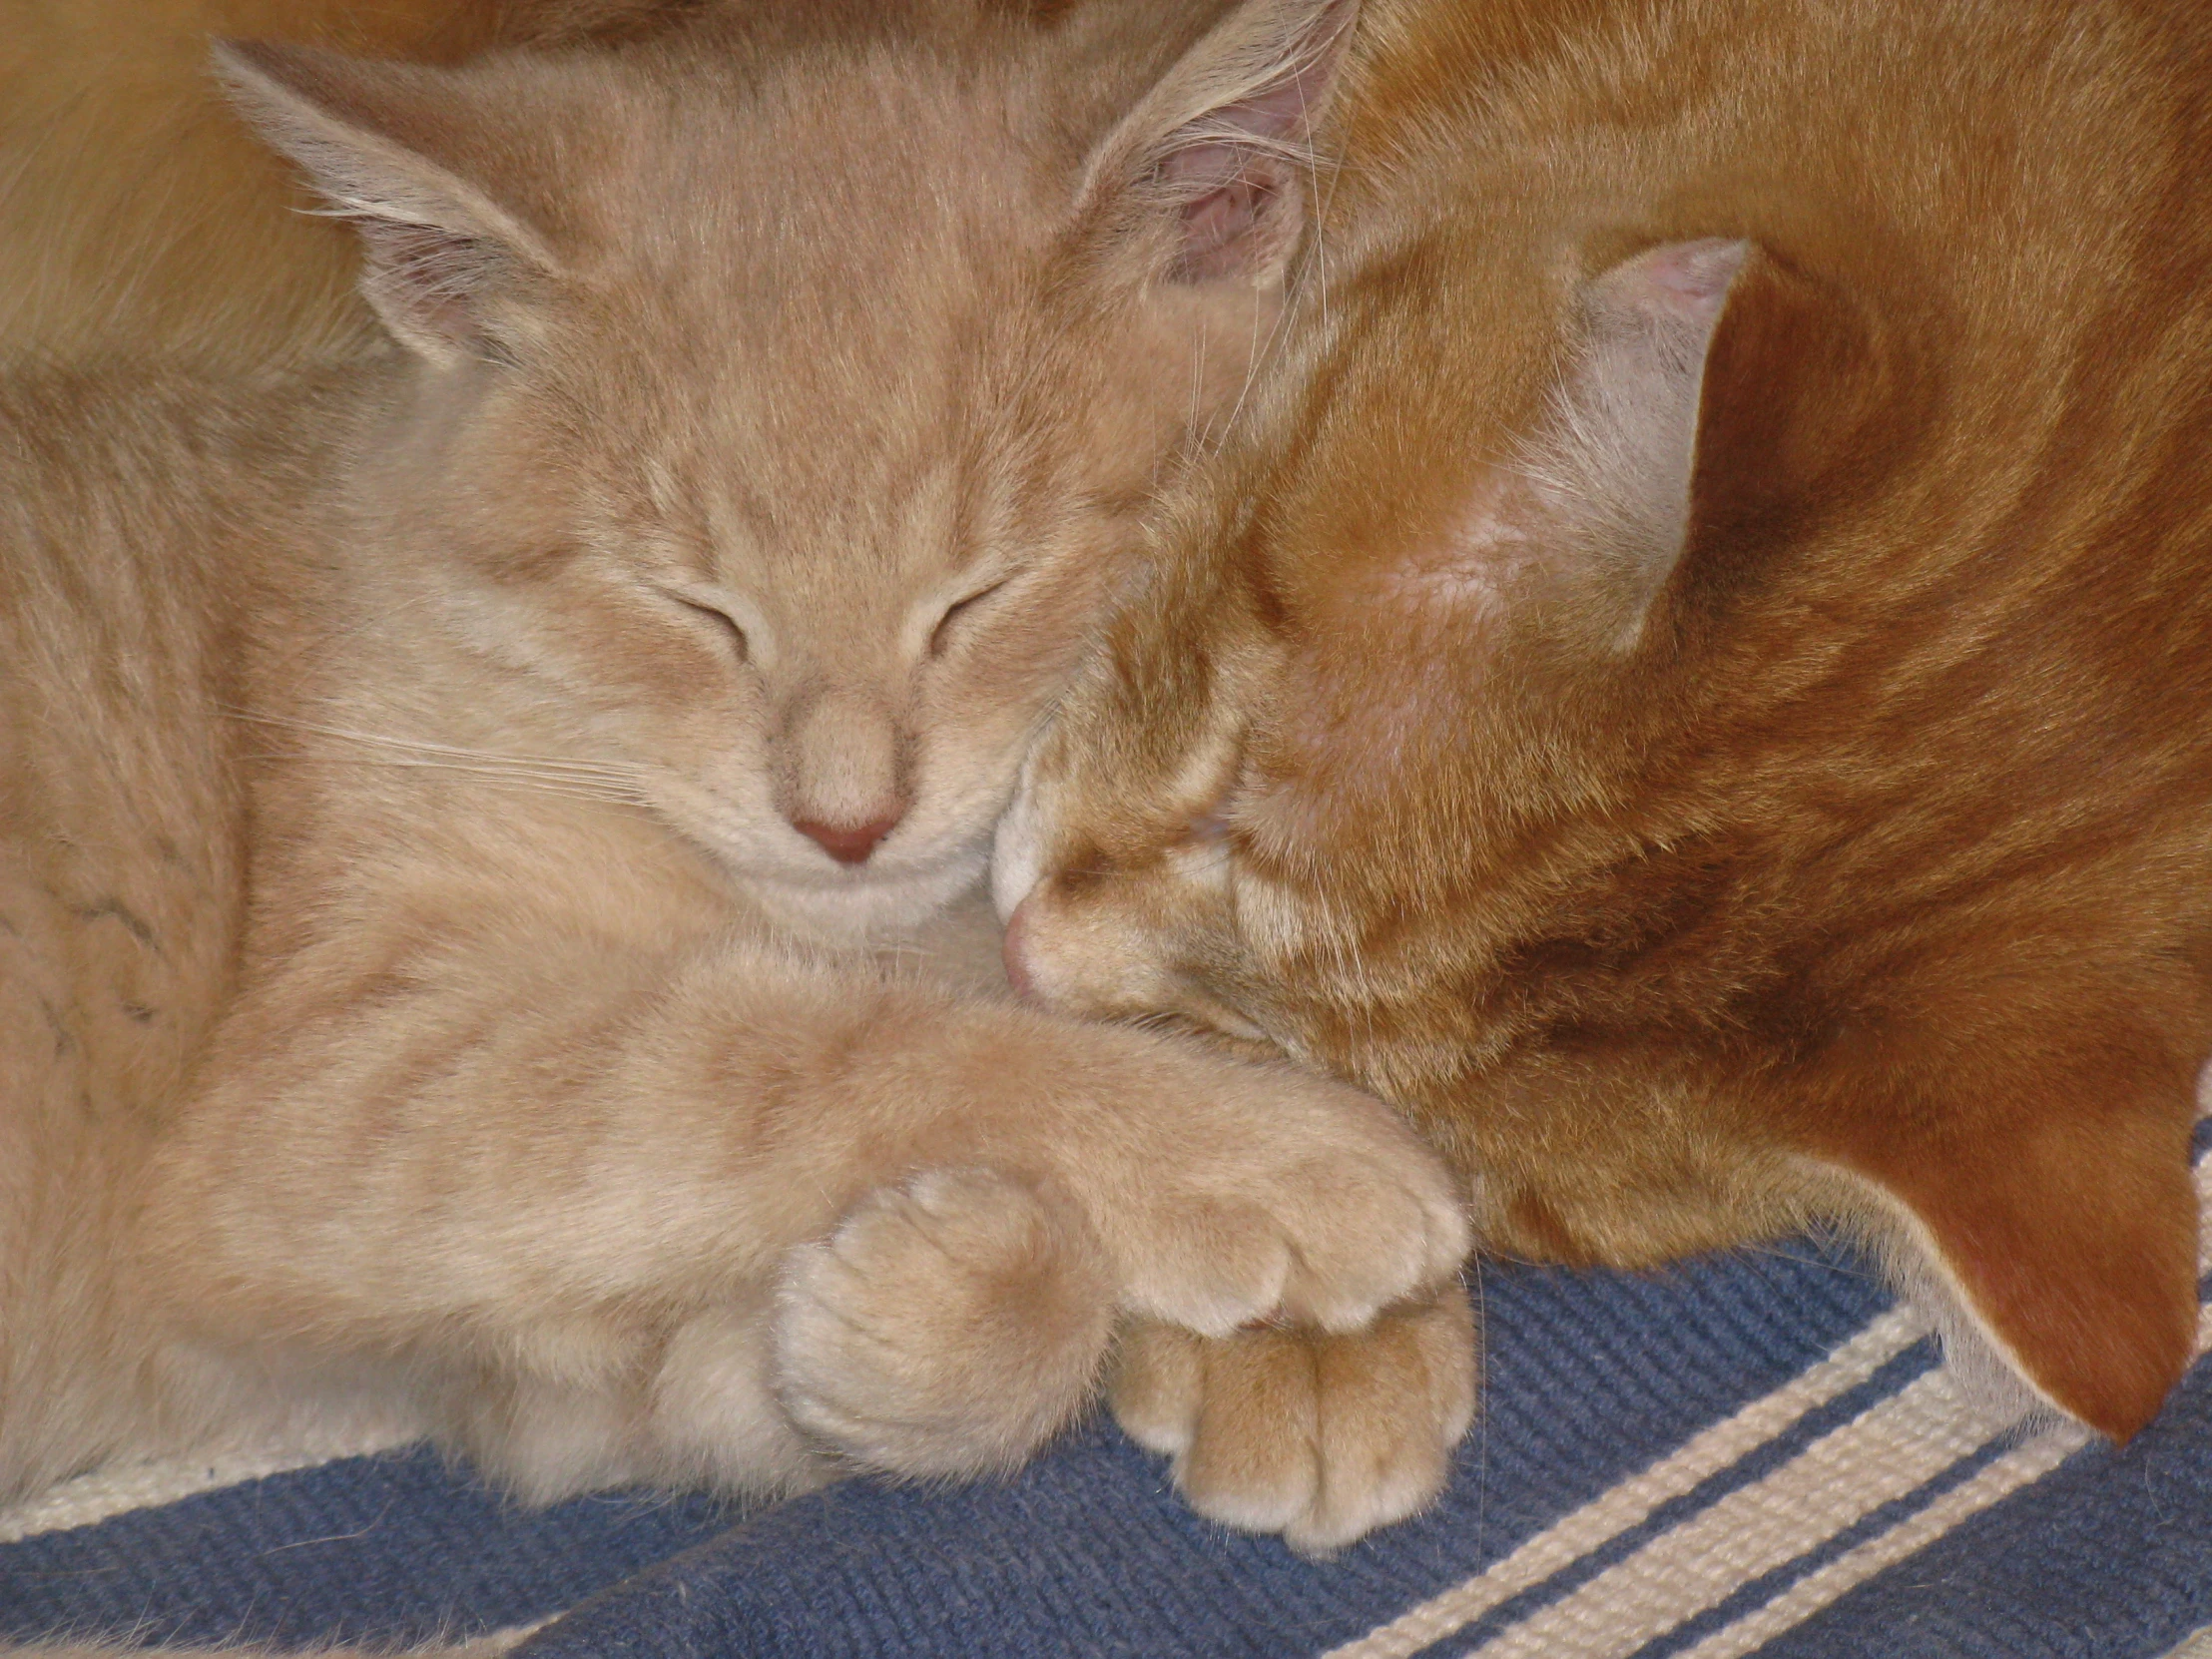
1673 1186 2212 1659
1462 1365 2025 1659
1332 1146 2212 1659
1672 1422 2088 1659
1322 1308 1930 1659
0 1420 416 1544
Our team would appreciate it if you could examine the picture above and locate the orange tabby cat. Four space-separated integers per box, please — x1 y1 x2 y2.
1004 0 2212 1535
0 0 1474 1549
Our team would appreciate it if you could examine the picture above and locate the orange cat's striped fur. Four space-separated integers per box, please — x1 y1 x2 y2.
0 0 1475 1566
1006 0 2212 1531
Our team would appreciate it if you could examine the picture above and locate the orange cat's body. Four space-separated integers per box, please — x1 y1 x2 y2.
1009 0 2212 1448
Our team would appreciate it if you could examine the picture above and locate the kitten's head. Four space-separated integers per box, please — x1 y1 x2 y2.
217 0 1359 937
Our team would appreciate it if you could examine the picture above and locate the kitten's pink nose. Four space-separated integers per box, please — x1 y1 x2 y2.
794 814 900 865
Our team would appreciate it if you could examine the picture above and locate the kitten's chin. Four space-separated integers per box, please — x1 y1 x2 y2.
734 848 989 944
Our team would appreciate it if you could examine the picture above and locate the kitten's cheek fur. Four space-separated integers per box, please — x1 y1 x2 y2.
988 778 1045 921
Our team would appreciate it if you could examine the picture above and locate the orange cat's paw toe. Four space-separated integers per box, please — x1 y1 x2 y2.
770 1167 1116 1478
1111 1282 1476 1553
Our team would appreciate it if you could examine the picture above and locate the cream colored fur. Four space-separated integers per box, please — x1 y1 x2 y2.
0 5 1468 1605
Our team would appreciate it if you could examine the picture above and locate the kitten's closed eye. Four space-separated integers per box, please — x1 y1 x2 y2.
666 590 755 666
927 578 1011 658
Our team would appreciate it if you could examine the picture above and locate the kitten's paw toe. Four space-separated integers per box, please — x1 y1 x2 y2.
1112 1283 1475 1553
1111 1082 1470 1336
1263 1151 1471 1332
772 1168 1116 1477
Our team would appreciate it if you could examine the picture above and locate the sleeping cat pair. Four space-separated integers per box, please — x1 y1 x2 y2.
11 0 2207 1594
0 0 1466 1559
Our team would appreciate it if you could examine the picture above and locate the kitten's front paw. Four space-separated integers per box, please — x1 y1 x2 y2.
1112 1283 1476 1553
771 1168 1115 1477
1089 1069 1470 1338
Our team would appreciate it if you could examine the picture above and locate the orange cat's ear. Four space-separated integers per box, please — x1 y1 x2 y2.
213 42 561 365
1374 239 1754 660
1822 1053 2199 1441
1495 238 1754 650
1078 0 1359 284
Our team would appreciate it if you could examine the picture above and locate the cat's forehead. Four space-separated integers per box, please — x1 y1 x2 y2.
538 52 1071 530
602 51 1065 327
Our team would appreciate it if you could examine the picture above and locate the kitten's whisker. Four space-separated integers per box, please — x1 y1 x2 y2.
357 765 645 800
365 774 646 809
306 763 648 806
247 747 652 807
1295 62 1330 343
223 709 646 784
1212 249 1308 457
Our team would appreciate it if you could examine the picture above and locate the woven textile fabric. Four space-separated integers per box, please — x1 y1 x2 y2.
5 1131 2210 1656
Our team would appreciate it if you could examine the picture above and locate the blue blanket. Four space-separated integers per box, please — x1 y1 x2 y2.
7 1135 2209 1657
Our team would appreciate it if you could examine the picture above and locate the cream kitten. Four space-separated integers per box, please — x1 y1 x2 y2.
0 0 1468 1542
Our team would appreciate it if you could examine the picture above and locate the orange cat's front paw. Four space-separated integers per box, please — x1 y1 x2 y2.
1111 1282 1476 1554
770 1168 1116 1478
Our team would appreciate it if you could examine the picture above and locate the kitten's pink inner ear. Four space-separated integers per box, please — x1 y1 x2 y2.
1613 238 1751 317
1577 238 1753 367
1374 239 1754 644
1087 0 1361 284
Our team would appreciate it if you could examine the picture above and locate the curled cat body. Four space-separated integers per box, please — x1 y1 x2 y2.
0 0 1475 1561
1005 0 2212 1520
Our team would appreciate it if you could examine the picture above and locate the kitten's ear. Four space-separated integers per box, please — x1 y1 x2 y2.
1826 1044 2199 1441
213 41 560 364
1078 0 1359 285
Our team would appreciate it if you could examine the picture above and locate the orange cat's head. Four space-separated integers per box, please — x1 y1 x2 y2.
1001 0 2212 1442
217 0 1358 937
997 233 1762 1064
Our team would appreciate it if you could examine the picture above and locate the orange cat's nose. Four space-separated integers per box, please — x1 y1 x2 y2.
794 814 900 865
